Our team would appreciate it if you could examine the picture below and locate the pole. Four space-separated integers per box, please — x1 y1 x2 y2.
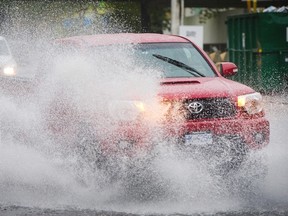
181 0 184 26
171 0 180 35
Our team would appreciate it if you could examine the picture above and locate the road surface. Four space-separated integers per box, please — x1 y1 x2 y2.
0 93 287 216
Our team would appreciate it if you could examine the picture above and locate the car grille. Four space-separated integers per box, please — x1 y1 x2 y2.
182 98 237 120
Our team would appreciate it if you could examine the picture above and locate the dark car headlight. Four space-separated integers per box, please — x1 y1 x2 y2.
3 66 16 76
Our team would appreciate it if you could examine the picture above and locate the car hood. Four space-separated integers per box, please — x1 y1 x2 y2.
158 77 255 100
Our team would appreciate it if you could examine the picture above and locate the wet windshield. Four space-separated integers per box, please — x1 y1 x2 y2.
88 42 216 78
133 43 216 77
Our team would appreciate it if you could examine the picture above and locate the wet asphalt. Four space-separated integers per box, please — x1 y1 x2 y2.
1 205 288 216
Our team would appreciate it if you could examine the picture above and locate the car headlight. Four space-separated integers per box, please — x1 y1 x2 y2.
3 66 16 76
108 100 146 121
237 92 263 115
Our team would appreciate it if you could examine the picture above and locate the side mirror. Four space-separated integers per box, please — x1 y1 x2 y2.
216 62 238 77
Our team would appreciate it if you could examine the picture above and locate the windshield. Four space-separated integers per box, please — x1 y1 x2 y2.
0 40 10 56
87 42 216 78
134 43 215 78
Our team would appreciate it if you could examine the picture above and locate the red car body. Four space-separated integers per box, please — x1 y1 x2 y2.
50 33 269 168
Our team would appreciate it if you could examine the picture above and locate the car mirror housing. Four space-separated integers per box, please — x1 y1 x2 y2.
216 62 238 77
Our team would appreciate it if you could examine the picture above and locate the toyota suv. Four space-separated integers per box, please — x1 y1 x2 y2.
44 33 269 176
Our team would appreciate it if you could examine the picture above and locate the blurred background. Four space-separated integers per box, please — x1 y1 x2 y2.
0 0 287 92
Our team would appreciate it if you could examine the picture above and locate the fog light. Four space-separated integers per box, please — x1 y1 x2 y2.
254 133 265 145
118 140 133 150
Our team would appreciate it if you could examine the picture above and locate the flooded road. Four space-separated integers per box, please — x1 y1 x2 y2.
0 94 287 216
1 1 287 214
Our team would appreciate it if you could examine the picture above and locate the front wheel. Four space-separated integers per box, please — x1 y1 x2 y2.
224 149 268 201
72 123 114 185
204 136 248 176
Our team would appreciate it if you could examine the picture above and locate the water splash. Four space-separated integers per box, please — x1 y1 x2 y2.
0 2 287 214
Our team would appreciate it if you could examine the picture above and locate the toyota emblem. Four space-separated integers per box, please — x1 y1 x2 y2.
188 102 204 114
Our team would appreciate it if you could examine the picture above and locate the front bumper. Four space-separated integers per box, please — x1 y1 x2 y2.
97 115 269 157
174 116 269 150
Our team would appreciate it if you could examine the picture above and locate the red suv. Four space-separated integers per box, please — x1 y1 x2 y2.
46 33 269 175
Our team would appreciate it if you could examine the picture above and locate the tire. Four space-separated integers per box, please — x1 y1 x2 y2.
73 123 111 184
224 150 268 201
74 122 131 184
205 136 248 176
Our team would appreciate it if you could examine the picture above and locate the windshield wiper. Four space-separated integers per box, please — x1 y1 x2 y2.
152 54 205 77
